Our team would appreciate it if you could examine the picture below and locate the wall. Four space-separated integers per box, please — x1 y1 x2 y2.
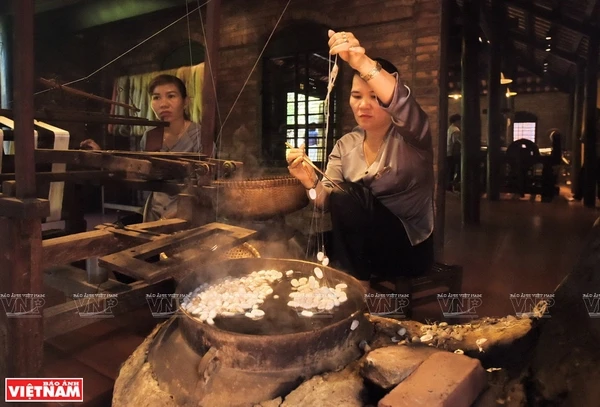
448 91 571 149
34 0 442 168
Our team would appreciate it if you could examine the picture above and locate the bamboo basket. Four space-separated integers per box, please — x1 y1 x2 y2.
213 176 309 220
219 242 261 260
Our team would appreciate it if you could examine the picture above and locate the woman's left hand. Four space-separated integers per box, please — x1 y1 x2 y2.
328 30 367 70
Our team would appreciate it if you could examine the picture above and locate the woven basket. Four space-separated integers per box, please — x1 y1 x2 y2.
213 176 309 220
219 242 261 260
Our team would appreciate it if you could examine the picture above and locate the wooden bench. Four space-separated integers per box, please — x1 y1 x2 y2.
371 263 463 308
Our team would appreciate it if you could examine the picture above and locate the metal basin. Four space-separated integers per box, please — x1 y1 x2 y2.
147 258 372 406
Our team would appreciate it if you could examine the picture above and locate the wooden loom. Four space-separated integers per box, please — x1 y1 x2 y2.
0 0 228 380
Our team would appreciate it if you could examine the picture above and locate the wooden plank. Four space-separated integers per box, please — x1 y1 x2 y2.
43 279 174 340
42 229 123 268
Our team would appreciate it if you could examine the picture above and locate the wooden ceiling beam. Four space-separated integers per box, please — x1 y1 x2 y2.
504 0 597 35
512 50 573 93
510 30 579 64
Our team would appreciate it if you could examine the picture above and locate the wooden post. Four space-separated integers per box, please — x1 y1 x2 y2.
486 0 502 201
570 60 584 196
0 15 11 108
460 0 481 224
201 0 221 158
0 0 44 378
582 31 598 208
434 0 451 260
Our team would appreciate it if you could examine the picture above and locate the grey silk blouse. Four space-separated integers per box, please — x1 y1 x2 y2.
323 76 434 246
140 122 203 221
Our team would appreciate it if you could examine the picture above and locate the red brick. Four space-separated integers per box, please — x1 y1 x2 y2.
378 352 487 407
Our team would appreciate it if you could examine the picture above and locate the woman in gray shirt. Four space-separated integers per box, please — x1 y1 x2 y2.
287 30 434 292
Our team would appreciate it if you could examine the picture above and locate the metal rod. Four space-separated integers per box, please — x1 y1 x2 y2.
285 142 344 192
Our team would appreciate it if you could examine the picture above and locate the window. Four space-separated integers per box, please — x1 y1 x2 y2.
286 92 327 162
262 22 338 167
513 122 536 143
513 111 538 144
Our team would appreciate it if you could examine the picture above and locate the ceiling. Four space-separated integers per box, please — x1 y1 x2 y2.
0 0 195 31
452 0 600 94
2 0 598 95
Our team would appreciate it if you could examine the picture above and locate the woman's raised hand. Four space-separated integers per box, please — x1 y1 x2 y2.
328 29 367 70
286 144 317 189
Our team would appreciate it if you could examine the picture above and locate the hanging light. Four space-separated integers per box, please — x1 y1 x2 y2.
505 88 517 97
500 72 513 85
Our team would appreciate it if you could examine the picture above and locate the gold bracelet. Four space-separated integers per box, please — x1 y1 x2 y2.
360 61 382 82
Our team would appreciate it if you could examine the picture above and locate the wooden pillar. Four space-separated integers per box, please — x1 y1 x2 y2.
0 0 44 378
200 0 221 158
486 0 502 201
570 60 585 196
583 31 598 208
434 0 451 260
460 0 481 224
0 15 11 108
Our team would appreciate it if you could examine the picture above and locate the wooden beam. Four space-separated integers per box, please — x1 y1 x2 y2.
571 60 585 196
201 0 220 158
435 0 451 260
461 0 482 225
0 170 121 184
33 149 153 174
504 0 598 35
43 229 124 269
0 0 44 379
43 279 173 340
0 108 166 127
487 0 503 201
512 50 573 93
510 30 578 64
38 77 140 112
583 31 599 207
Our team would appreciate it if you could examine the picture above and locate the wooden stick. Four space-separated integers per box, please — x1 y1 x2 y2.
38 78 140 112
285 142 344 192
